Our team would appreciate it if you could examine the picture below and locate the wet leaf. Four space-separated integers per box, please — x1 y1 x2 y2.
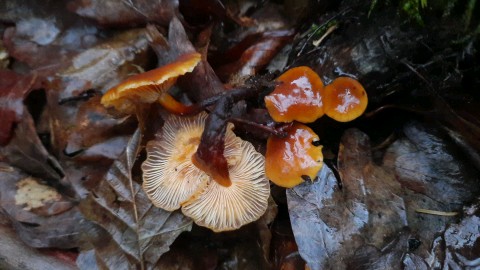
216 30 294 84
45 28 150 156
0 163 90 249
433 199 480 268
63 96 137 162
3 16 97 79
383 121 479 206
287 129 408 269
0 223 78 270
68 0 178 27
381 121 480 260
0 70 36 146
156 224 269 270
0 109 64 184
79 129 192 269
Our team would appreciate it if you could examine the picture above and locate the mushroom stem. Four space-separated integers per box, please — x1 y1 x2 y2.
193 96 234 187
157 92 199 115
192 83 273 187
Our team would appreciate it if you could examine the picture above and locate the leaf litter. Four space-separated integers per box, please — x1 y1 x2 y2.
78 129 192 269
1 0 479 269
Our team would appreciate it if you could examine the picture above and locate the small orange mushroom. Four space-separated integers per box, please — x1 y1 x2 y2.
323 76 368 122
264 66 324 123
265 122 323 188
101 52 201 114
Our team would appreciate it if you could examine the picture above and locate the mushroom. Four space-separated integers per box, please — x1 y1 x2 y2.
142 112 270 231
142 112 210 211
181 139 270 232
101 52 201 114
264 66 325 123
323 76 368 122
265 122 323 188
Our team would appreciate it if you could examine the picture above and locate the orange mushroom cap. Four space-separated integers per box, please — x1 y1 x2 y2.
101 52 201 113
264 66 324 123
323 76 368 122
265 122 323 188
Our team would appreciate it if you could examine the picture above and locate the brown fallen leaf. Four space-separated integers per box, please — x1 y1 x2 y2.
432 199 480 268
216 30 294 84
0 163 91 249
0 70 36 146
0 109 65 186
287 129 408 270
78 129 193 269
383 121 479 206
68 0 178 27
0 223 78 270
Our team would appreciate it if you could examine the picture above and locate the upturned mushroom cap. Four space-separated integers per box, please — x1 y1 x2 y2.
181 139 270 232
265 122 323 188
264 66 325 123
323 76 368 122
142 112 210 211
101 52 201 113
142 112 270 231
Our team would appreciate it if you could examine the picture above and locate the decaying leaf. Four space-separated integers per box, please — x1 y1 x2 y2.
68 0 178 27
79 129 192 269
383 121 480 205
0 109 65 185
287 126 480 269
0 163 90 249
0 70 36 146
0 223 78 270
14 177 62 212
432 199 480 269
216 30 294 84
287 129 407 269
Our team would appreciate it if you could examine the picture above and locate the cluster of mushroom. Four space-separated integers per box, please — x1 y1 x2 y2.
100 52 367 232
101 52 270 232
263 66 368 188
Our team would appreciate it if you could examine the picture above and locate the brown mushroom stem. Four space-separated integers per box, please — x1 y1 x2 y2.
192 83 274 187
192 95 234 187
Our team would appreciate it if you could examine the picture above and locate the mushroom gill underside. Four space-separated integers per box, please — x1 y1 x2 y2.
142 113 270 232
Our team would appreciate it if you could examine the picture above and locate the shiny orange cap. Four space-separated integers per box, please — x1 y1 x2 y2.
323 77 368 122
265 66 325 123
265 122 323 188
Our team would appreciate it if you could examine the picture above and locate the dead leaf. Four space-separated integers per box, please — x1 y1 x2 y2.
383 121 479 206
216 30 294 84
0 223 78 270
15 178 62 212
287 129 407 270
79 129 192 269
0 109 65 185
68 0 178 27
0 70 36 146
0 163 91 249
432 199 480 268
64 96 137 162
